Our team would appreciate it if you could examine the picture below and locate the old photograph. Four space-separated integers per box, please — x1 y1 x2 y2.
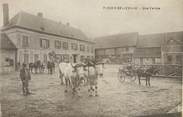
0 0 183 117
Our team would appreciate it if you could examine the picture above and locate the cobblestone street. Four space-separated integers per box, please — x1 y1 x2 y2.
0 65 182 117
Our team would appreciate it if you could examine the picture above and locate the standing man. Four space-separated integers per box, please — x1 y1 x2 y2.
20 63 31 96
88 62 98 96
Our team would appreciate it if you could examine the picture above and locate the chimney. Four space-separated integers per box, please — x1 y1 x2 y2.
37 12 43 18
3 3 9 26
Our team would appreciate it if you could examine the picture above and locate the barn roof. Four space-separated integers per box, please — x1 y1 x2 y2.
137 33 165 48
94 32 138 49
2 11 92 43
165 31 183 44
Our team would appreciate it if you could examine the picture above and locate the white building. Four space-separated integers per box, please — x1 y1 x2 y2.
0 4 95 71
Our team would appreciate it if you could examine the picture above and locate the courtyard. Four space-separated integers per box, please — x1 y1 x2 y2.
0 65 182 117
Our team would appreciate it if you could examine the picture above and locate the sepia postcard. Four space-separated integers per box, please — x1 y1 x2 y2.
0 0 183 117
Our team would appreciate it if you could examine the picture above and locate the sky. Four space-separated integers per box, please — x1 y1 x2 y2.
0 0 183 38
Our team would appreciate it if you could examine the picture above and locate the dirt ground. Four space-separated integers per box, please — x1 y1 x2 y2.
0 65 182 117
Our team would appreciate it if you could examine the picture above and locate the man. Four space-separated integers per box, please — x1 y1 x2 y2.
88 62 98 96
50 61 55 74
20 63 31 96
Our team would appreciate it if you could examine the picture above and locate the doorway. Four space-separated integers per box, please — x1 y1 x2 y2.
72 54 78 63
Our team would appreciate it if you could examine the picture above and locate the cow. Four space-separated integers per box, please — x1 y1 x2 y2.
58 62 79 93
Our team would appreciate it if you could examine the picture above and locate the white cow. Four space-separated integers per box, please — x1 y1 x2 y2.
58 62 78 93
58 62 67 85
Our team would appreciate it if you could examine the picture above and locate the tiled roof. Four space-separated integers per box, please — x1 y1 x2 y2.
165 31 183 44
133 47 161 58
0 33 17 50
94 32 138 49
3 11 91 42
137 33 165 48
134 33 163 58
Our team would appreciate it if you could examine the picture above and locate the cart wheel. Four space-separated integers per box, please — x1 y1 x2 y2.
118 72 125 83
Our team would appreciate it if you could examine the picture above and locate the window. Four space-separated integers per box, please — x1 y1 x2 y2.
23 54 29 64
55 40 61 49
40 39 49 49
80 44 85 51
167 55 172 63
5 58 14 66
63 42 68 50
22 35 29 47
71 43 78 50
176 55 182 64
87 46 89 52
80 55 85 62
155 58 161 64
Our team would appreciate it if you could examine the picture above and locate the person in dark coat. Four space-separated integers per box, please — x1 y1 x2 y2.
20 63 31 96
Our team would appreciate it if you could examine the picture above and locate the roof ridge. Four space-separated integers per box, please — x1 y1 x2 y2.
139 31 183 36
95 32 138 39
19 11 80 31
3 11 91 42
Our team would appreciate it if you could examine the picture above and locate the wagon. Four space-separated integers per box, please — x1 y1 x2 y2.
117 64 137 83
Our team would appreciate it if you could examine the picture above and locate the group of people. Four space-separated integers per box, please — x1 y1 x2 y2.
28 60 55 74
19 59 104 96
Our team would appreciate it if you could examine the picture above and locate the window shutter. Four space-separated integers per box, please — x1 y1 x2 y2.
40 39 42 48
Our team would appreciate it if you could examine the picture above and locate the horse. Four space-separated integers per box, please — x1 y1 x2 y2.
29 63 34 73
136 66 159 86
33 60 41 74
